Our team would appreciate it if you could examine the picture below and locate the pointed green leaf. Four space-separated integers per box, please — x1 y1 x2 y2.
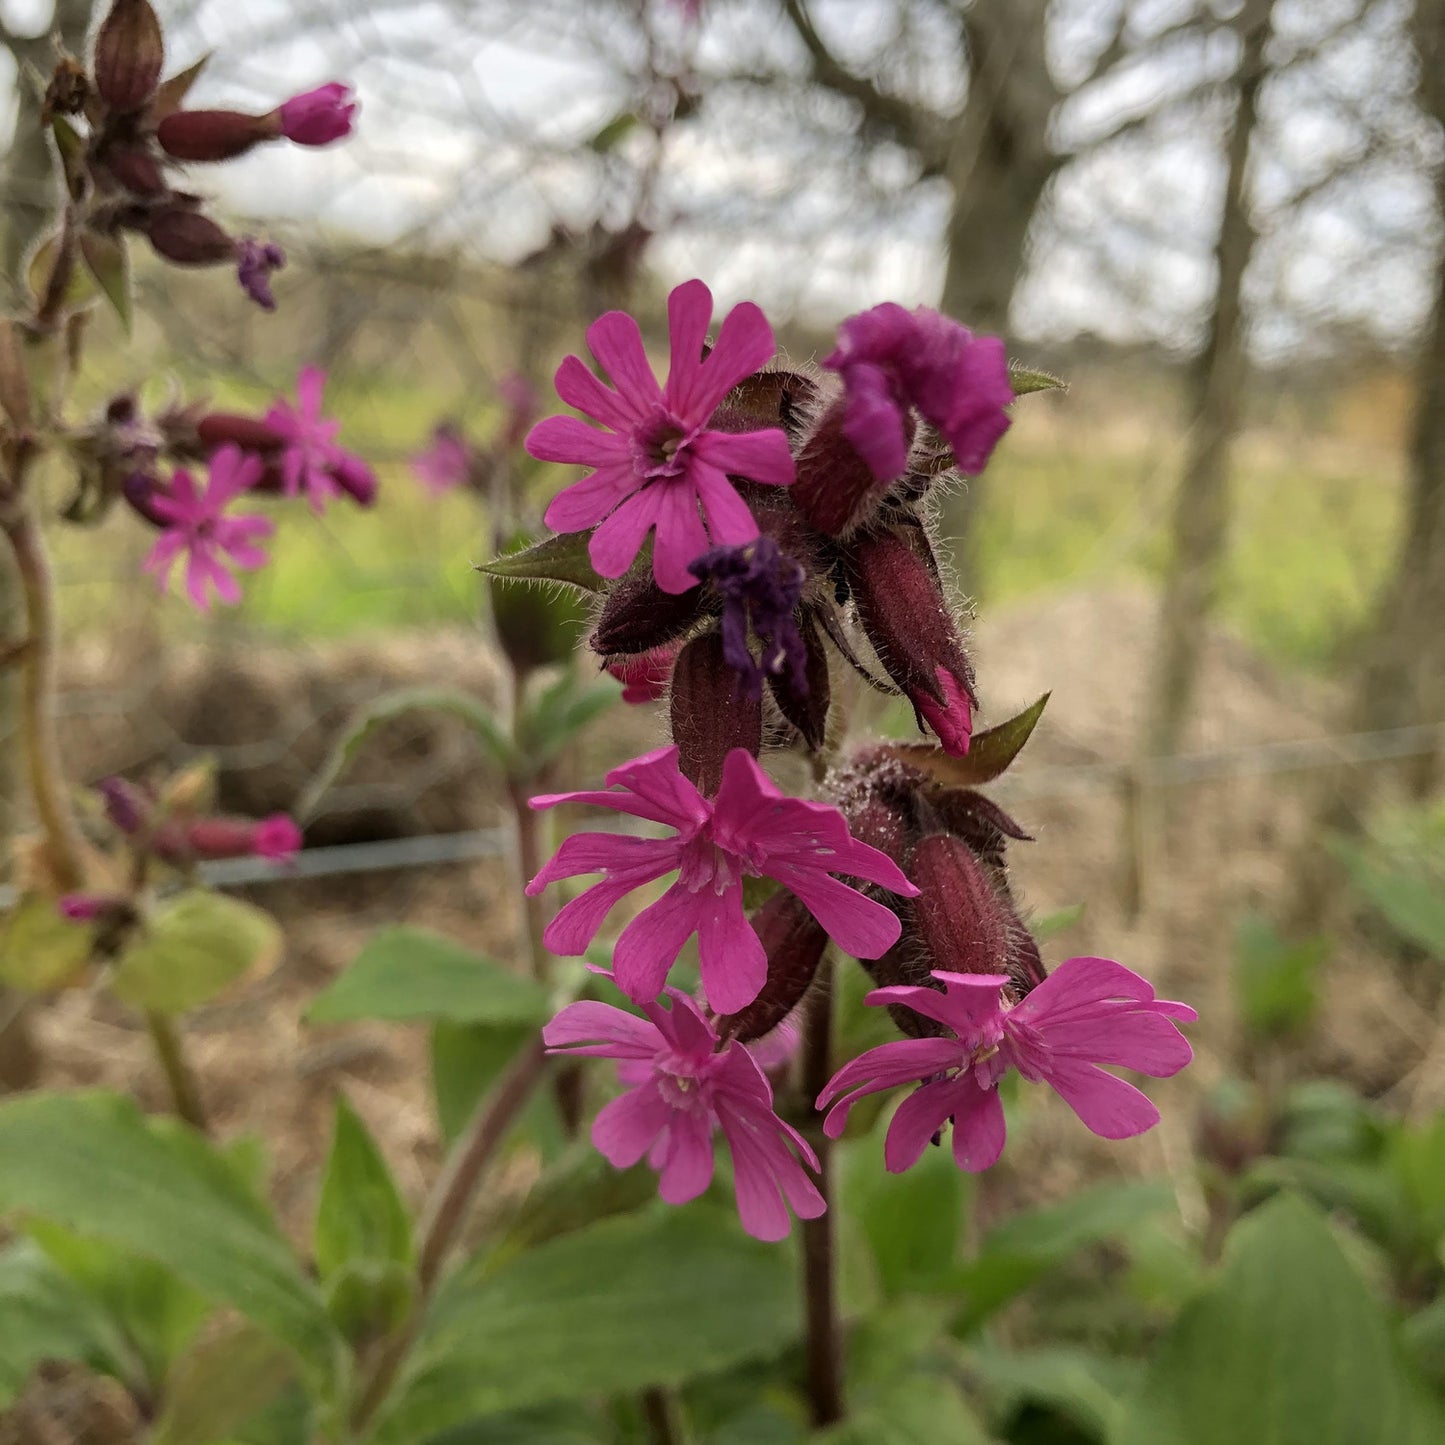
0 1092 339 1379
886 692 1049 787
1115 1194 1445 1445
1032 902 1086 941
110 890 282 1015
1330 835 1445 958
50 116 89 201
151 1319 294 1445
1234 910 1329 1041
519 671 618 769
589 112 640 152
478 531 604 595
79 230 133 333
314 1097 412 1282
371 1208 798 1442
1008 364 1067 397
152 54 212 121
308 926 550 1027
0 892 94 991
296 686 512 820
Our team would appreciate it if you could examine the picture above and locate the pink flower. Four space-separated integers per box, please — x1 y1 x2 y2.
277 83 357 146
528 746 918 1015
526 279 795 594
605 646 677 704
411 424 472 496
543 987 824 1241
497 372 538 450
153 813 303 865
252 815 304 861
142 446 273 611
823 304 1014 482
818 958 1196 1173
263 367 376 512
914 666 973 756
58 894 112 923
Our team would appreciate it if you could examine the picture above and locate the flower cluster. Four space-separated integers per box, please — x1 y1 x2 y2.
37 0 356 314
519 279 1195 1240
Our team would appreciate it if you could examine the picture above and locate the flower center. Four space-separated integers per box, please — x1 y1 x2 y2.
635 408 695 481
654 1058 714 1114
676 835 748 896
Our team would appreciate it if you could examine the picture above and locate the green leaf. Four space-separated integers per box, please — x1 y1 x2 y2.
152 54 212 120
431 1023 563 1160
50 116 88 201
151 1320 294 1445
26 230 95 309
477 531 605 595
371 1208 798 1442
297 687 513 821
0 1092 339 1381
1233 911 1328 1041
951 1180 1174 1332
1388 1114 1445 1249
842 1122 968 1298
308 927 550 1027
314 1097 412 1282
324 1259 415 1346
0 892 94 991
1008 364 1068 397
1402 1295 1445 1394
589 111 640 152
110 891 282 1015
966 1343 1132 1441
79 230 132 333
886 693 1049 787
518 672 618 771
1032 902 1086 942
0 1240 130 1407
1330 836 1445 958
1114 1194 1445 1445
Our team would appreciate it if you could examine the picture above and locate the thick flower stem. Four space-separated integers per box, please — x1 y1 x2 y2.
640 1386 688 1445
352 1034 549 1434
145 1009 209 1133
800 959 845 1428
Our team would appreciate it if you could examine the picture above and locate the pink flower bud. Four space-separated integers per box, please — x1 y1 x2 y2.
669 633 762 796
58 893 112 922
158 813 302 864
914 666 973 757
497 373 537 450
277 83 357 146
605 646 677 705
252 814 303 861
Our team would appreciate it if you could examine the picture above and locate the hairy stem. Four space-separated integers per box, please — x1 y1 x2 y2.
145 1009 209 1133
799 958 844 1427
353 1034 549 1433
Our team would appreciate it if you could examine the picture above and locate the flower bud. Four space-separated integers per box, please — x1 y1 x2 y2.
767 613 830 749
846 528 977 755
96 776 149 834
715 892 829 1044
93 0 164 114
156 109 280 162
196 412 284 455
145 207 234 266
154 813 303 864
276 83 357 146
669 632 761 795
490 534 587 675
791 396 914 538
606 646 677 704
104 144 165 195
497 372 537 450
591 571 709 656
909 833 1012 978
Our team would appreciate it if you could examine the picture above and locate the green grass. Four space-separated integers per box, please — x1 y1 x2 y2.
47 359 1406 675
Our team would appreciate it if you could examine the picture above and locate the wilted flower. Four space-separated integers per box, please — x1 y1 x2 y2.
818 959 1196 1172
823 304 1013 482
526 278 795 593
527 745 917 1014
235 237 286 311
688 536 807 697
142 445 272 611
543 986 824 1241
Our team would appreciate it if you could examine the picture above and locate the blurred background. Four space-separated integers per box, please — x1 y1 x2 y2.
0 0 1443 1418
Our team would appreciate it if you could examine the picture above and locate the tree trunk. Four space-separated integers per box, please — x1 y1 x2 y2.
1143 0 1273 761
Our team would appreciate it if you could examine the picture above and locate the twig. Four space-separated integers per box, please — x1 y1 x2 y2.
145 1009 209 1133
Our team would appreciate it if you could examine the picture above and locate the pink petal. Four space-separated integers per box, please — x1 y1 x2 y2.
662 279 713 417
644 990 717 1058
553 353 642 431
531 746 707 831
649 483 711 594
950 1082 1007 1172
587 310 663 410
143 532 184 583
527 831 679 893
542 876 647 956
774 868 902 960
884 1078 965 1173
589 488 663 580
818 1036 965 1133
1010 956 1158 1024
528 415 631 468
543 999 661 1059
692 428 796 488
716 1099 824 1242
671 300 777 422
614 883 704 1002
593 1082 672 1167
869 973 1010 1039
695 883 767 1015
656 1110 716 1204
1041 1057 1162 1140
691 464 761 547
1032 1012 1194 1077
296 365 327 419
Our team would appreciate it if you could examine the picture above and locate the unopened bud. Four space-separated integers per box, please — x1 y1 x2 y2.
491 535 587 675
768 614 830 749
156 108 279 162
846 528 976 754
156 813 302 864
104 144 164 195
276 83 357 146
910 834 1012 978
145 207 233 266
718 368 820 444
605 646 677 704
96 776 149 834
93 0 164 114
331 452 377 506
592 571 709 656
791 396 914 537
669 633 761 795
196 412 284 454
715 892 828 1043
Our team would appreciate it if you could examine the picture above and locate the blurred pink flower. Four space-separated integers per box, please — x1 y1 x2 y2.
823 304 1014 482
142 445 273 611
497 372 538 450
526 279 795 593
527 745 917 1015
264 366 377 512
411 423 472 496
278 83 357 146
543 987 824 1241
605 645 677 704
818 958 1196 1173
57 894 112 922
155 813 303 865
236 237 286 311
